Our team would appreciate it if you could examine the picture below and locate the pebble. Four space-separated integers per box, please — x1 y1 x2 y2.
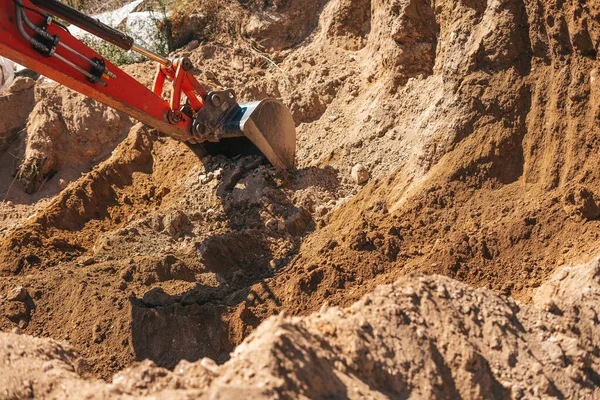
200 174 214 184
265 218 281 231
351 164 370 185
79 257 96 267
542 341 565 366
7 286 28 302
9 77 35 93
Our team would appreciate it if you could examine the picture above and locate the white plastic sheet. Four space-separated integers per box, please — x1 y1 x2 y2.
68 0 165 50
0 56 15 92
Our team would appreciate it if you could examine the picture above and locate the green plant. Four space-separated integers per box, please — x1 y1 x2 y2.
80 1 172 66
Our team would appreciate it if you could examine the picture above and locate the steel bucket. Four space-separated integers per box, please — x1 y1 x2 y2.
224 99 296 169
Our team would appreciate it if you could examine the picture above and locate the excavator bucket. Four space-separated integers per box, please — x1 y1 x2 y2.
224 99 296 170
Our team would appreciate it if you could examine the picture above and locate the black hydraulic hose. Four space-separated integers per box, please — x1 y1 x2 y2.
19 3 116 79
30 0 134 50
20 2 57 44
15 0 107 86
15 0 53 55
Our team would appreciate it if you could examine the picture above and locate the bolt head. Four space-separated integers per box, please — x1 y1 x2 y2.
211 94 222 107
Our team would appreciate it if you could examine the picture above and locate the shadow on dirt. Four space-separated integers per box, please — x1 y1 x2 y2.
128 141 341 368
129 278 281 367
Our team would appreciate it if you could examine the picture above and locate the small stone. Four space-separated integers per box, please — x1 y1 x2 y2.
200 174 213 184
4 301 27 319
555 269 568 281
566 365 582 382
163 209 191 238
351 164 370 185
265 218 281 231
79 256 96 266
200 357 218 373
9 77 35 93
315 205 330 217
511 385 524 399
531 361 543 375
185 40 200 51
7 286 27 302
11 327 22 335
204 71 216 80
18 319 28 329
543 298 560 314
58 179 67 189
543 341 565 366
152 215 164 232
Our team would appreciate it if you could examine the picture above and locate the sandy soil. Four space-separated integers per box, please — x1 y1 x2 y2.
0 0 599 396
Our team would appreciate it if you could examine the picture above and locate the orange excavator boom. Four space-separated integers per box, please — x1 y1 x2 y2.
0 0 296 169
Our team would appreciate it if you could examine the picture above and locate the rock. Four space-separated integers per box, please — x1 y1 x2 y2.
185 40 200 51
163 210 191 238
563 185 600 221
199 174 212 184
265 218 281 231
14 68 39 80
152 214 164 232
79 257 96 267
542 341 565 366
351 164 370 185
286 207 313 236
142 288 175 307
58 179 67 189
315 205 330 217
8 77 35 93
7 286 27 302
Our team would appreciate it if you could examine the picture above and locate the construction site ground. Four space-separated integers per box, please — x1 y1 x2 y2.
1 0 600 398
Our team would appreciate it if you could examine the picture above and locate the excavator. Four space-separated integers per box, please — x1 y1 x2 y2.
0 0 296 169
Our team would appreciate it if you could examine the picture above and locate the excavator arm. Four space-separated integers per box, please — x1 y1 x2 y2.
0 0 296 168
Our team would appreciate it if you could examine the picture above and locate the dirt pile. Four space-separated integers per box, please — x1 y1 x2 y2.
0 0 599 391
0 77 35 152
18 84 133 193
2 258 600 399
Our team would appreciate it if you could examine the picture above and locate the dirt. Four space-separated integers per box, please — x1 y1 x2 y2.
0 0 599 396
2 258 600 398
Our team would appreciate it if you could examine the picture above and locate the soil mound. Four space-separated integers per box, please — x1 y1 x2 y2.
2 259 599 399
0 0 599 391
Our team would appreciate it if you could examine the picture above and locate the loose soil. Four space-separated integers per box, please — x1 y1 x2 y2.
0 0 599 396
